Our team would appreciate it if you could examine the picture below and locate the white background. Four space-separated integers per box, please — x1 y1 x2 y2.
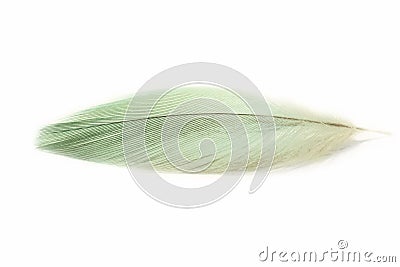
1 1 399 266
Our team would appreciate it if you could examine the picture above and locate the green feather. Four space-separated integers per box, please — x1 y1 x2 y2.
37 85 360 172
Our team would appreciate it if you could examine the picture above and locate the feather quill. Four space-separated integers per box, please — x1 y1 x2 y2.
37 85 363 172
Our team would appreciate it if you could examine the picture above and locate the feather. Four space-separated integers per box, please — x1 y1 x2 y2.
37 84 365 172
